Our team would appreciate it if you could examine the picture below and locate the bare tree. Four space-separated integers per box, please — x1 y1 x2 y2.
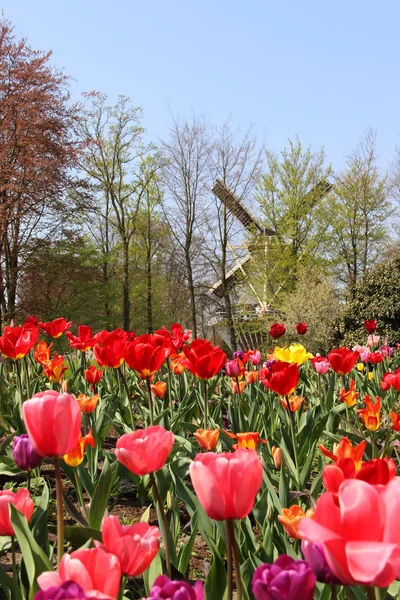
161 114 212 338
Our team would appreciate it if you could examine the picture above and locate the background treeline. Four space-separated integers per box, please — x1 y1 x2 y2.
2 19 400 351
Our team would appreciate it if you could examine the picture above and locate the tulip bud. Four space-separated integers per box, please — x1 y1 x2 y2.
271 446 283 469
267 505 273 521
13 434 42 471
252 556 316 600
61 379 69 393
167 490 175 511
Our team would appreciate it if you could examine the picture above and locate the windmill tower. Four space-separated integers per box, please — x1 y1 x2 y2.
207 178 332 350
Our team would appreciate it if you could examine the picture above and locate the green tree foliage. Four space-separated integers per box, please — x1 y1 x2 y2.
329 253 400 347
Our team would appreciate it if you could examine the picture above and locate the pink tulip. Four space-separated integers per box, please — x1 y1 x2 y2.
23 390 81 458
0 489 34 535
115 425 174 476
298 478 400 587
189 449 262 520
101 516 161 576
37 547 121 598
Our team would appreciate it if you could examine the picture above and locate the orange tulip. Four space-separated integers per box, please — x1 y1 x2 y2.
278 505 315 539
230 380 246 394
42 354 68 383
151 381 167 398
245 370 259 384
271 445 283 468
357 395 381 431
170 352 185 375
232 432 266 450
77 393 100 414
280 395 304 412
63 429 96 467
390 412 400 432
34 340 53 365
194 429 220 450
339 379 359 407
320 437 366 471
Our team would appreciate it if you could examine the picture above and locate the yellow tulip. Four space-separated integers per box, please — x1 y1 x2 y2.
368 372 374 381
273 343 313 366
356 363 364 371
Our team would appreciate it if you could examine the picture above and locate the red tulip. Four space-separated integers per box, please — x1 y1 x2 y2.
269 323 286 339
369 351 383 364
66 325 97 352
260 361 299 397
364 319 377 334
23 390 81 457
0 323 39 360
322 457 396 495
381 368 400 391
181 339 226 380
84 365 103 386
93 329 127 368
37 547 121 598
115 425 174 476
327 348 359 375
124 334 168 378
101 516 161 576
296 322 308 335
299 478 400 586
189 449 262 520
390 412 400 431
0 489 34 535
34 340 53 365
38 318 72 338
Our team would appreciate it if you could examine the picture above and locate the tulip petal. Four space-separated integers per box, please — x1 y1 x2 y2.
189 460 226 520
346 541 400 585
339 479 384 541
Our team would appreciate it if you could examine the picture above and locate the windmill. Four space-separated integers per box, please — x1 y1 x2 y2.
208 177 332 350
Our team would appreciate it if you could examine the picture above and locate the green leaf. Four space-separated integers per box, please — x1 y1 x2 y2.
143 551 163 595
0 563 20 600
177 512 198 578
48 525 102 546
89 457 112 529
205 553 226 600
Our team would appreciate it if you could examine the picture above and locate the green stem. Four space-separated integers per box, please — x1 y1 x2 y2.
146 377 154 425
23 356 30 400
167 359 173 418
15 360 24 402
11 535 18 597
226 520 242 600
118 366 135 429
287 400 300 485
53 458 64 565
150 472 171 578
26 471 31 493
74 468 89 521
370 432 377 459
203 379 208 429
225 520 233 600
117 574 127 600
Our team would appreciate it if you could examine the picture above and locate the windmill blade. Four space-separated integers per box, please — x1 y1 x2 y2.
212 178 276 236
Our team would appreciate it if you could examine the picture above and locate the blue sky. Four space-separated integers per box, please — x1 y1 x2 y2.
3 0 400 169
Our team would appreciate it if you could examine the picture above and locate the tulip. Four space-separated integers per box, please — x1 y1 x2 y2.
181 339 226 380
357 362 364 371
327 348 359 375
33 581 107 599
301 540 341 584
66 325 97 352
225 358 244 378
353 344 371 362
93 329 127 368
278 505 315 539
170 352 185 375
252 555 316 600
245 370 258 384
34 340 53 365
248 349 261 365
370 351 383 364
271 446 283 468
364 319 377 334
381 367 400 391
312 356 330 375
63 430 96 467
42 354 68 383
13 434 42 471
25 315 40 326
23 390 81 458
296 322 308 335
320 437 366 471
230 380 246 394
39 318 72 338
273 343 313 366
269 323 286 339
357 394 381 431
145 575 204 600
299 478 400 586
37 548 121 599
0 323 39 360
339 379 359 407
151 381 167 398
231 432 266 450
367 334 380 347
189 449 262 520
84 365 103 387
380 345 394 358
124 333 168 378
0 488 34 535
194 429 220 450
115 425 174 476
280 395 304 412
233 350 247 362
101 516 161 576
390 412 400 431
260 361 299 397
77 394 100 414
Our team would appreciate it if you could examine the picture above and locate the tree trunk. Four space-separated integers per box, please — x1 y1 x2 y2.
146 247 153 334
123 239 130 331
185 251 197 338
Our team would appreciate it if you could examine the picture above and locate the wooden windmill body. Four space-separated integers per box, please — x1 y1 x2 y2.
207 178 332 350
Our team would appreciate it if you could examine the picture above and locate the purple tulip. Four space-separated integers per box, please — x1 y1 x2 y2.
146 575 204 600
264 359 276 372
13 434 42 471
252 555 316 600
33 581 90 599
233 350 246 361
226 359 242 378
301 540 341 584
381 345 394 358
